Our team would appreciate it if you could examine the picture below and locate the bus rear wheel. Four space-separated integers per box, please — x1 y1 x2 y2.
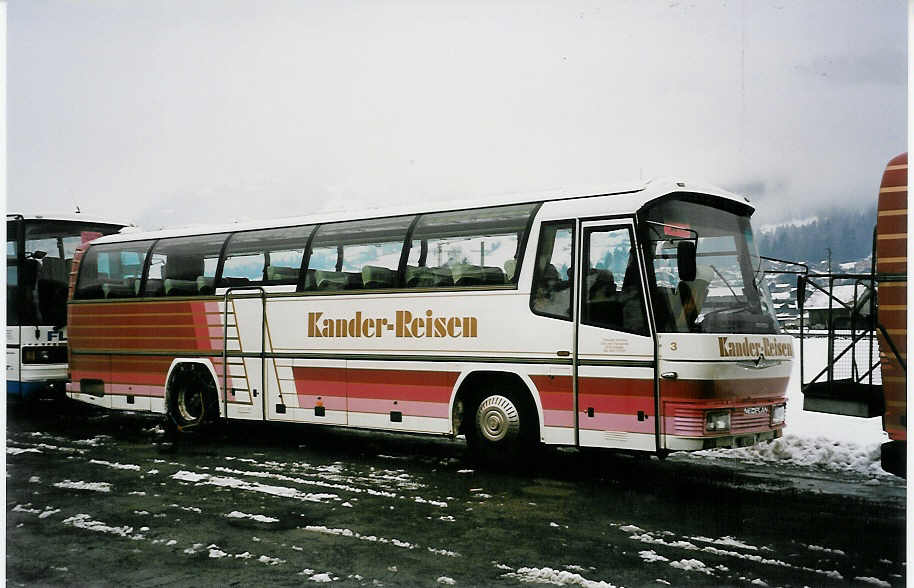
167 364 218 432
466 390 536 461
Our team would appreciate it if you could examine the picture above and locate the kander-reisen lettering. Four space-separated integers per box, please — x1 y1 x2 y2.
717 336 793 358
307 310 478 338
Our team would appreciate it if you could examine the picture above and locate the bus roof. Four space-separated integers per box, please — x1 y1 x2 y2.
86 178 752 245
7 212 133 227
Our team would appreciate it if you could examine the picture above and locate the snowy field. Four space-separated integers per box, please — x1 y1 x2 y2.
681 337 892 478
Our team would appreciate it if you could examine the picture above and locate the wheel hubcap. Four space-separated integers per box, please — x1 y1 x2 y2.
177 385 203 422
476 395 520 442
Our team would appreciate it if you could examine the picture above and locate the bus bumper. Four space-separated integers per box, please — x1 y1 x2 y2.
666 428 783 451
7 379 68 401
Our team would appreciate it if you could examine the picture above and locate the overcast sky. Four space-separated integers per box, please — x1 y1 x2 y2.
8 1 907 230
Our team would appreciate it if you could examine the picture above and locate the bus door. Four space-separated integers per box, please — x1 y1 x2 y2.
223 288 267 421
575 219 655 451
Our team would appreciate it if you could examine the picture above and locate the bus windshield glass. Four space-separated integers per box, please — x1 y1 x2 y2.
641 198 779 334
18 220 123 326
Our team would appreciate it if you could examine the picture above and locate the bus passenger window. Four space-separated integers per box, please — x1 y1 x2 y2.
304 216 414 292
74 241 155 300
530 222 573 320
143 233 228 297
221 225 312 287
582 227 647 335
406 203 539 289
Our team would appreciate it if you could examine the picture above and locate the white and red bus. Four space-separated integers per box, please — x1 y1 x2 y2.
66 180 792 457
6 213 129 401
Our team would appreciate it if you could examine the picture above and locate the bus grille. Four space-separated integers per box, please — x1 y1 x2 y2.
670 405 774 436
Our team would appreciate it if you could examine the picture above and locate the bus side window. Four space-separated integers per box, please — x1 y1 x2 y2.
74 241 155 300
221 225 312 288
582 227 647 335
143 234 228 297
406 203 539 289
304 216 414 292
530 222 574 320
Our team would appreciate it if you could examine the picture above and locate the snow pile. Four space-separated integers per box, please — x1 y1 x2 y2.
12 504 59 519
622 524 846 581
7 447 41 455
853 577 891 587
89 459 141 471
62 514 135 537
668 559 713 575
302 525 460 558
53 480 113 493
639 550 669 563
225 511 279 523
501 567 619 587
172 470 338 503
685 434 889 477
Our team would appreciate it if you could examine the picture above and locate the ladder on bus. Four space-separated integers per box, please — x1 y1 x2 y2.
796 268 906 418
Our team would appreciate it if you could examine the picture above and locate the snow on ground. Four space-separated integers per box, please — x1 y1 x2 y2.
52 480 113 493
225 511 279 523
621 523 846 581
685 337 890 477
501 566 619 587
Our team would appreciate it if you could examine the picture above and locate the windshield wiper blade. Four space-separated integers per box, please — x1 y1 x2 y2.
709 264 741 302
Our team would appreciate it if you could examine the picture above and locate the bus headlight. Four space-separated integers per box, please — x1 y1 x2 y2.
21 346 67 364
771 404 786 426
705 410 731 432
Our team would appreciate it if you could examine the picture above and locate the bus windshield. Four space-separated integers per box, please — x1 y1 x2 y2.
641 197 779 334
13 219 124 327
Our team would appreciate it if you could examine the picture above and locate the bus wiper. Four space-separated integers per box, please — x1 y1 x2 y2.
710 264 740 302
751 257 764 294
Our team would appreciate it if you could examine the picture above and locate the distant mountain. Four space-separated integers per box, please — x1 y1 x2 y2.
757 207 877 265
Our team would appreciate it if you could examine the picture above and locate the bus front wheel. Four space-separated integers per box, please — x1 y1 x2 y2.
466 390 535 460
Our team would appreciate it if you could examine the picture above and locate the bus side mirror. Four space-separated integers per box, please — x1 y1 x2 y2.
677 240 697 282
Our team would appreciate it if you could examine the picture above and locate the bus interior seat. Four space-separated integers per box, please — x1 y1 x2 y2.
362 265 396 289
406 265 453 288
405 265 433 287
302 269 317 290
504 259 517 282
676 265 713 326
482 266 505 284
344 272 363 289
587 269 616 301
197 276 216 294
102 278 137 299
266 265 299 283
451 264 481 286
163 255 203 296
142 278 164 297
452 264 505 286
584 269 620 324
314 270 354 290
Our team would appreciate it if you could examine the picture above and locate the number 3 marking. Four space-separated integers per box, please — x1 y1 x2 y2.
670 342 678 351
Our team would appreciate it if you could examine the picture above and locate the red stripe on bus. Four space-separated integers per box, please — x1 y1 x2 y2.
878 191 907 211
877 214 907 235
346 369 458 403
880 168 907 188
292 367 346 399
